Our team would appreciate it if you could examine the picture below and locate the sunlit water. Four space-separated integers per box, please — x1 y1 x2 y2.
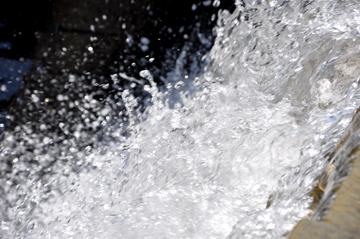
2 0 360 238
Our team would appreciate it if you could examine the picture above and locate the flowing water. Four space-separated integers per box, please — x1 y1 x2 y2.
2 0 360 238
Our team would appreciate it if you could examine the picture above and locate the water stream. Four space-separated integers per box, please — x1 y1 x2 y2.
2 0 360 238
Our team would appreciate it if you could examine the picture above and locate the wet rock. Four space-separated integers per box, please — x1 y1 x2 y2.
290 110 360 239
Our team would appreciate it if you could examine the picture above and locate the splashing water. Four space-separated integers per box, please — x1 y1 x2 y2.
2 0 360 238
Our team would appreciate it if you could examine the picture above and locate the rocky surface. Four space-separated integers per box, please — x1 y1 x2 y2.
290 111 360 239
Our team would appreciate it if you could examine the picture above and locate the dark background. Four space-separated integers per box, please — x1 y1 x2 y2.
0 0 235 122
0 0 235 172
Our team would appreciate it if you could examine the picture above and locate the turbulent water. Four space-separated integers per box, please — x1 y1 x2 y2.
2 0 360 238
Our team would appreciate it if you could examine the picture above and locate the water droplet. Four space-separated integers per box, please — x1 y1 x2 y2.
143 85 151 92
100 107 111 116
57 94 64 101
139 70 153 81
43 137 51 145
126 37 133 46
174 81 184 89
140 37 150 45
69 74 76 82
191 3 197 11
202 0 211 6
213 0 221 7
140 45 148 52
74 131 81 138
31 94 39 103
40 124 47 131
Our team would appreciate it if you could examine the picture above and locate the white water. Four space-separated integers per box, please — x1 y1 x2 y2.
2 0 360 238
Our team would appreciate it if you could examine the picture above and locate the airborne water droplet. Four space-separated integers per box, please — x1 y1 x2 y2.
174 81 184 89
213 0 221 7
